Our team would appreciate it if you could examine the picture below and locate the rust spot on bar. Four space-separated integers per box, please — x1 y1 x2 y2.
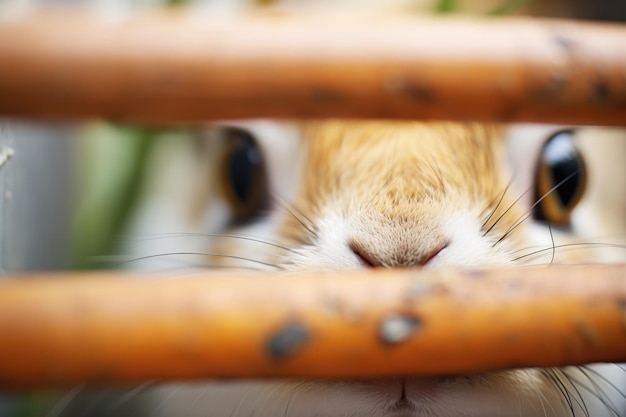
400 83 436 102
266 321 311 360
385 74 436 103
593 78 610 103
379 313 421 345
553 32 575 50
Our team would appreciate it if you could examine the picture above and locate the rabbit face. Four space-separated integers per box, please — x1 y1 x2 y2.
129 121 625 417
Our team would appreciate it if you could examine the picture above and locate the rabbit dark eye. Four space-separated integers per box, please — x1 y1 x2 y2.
221 128 269 222
533 130 587 225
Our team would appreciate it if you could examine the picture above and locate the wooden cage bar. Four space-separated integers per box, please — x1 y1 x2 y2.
0 266 625 388
0 11 625 124
0 10 625 389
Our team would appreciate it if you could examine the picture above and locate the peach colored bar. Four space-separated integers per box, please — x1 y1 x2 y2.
0 12 625 124
0 265 624 388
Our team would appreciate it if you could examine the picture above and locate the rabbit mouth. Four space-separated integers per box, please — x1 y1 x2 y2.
358 377 440 404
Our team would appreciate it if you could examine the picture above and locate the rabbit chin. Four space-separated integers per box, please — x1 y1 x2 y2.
149 370 575 417
268 373 562 417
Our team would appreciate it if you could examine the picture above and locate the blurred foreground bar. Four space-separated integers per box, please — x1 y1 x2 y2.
0 265 624 388
0 12 625 124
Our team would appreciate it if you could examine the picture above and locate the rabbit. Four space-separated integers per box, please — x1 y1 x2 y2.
107 120 626 417
33 120 619 417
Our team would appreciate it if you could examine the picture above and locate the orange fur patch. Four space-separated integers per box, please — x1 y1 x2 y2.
279 121 524 253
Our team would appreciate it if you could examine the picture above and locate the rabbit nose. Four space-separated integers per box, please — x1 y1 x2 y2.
349 240 382 267
349 239 447 268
